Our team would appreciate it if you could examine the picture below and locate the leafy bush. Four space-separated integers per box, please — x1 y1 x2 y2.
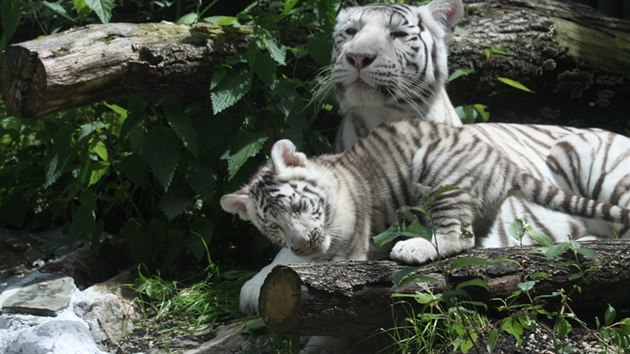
0 0 344 269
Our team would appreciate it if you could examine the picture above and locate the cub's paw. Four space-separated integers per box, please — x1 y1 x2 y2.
390 238 437 265
239 276 264 315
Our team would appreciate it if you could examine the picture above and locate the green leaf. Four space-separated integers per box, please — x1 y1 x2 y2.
42 2 77 23
392 267 437 287
68 205 95 239
185 158 217 202
92 140 108 161
89 160 109 186
528 229 553 247
158 184 193 221
283 0 299 14
85 0 114 23
243 317 267 334
575 245 598 259
455 105 478 124
517 280 535 292
456 278 489 290
605 304 616 326
372 223 402 247
1 0 20 50
119 154 148 187
222 132 267 180
508 219 525 241
472 104 490 122
202 16 238 26
545 243 571 259
210 68 252 115
450 256 493 270
73 0 91 18
43 129 75 187
143 127 181 190
249 48 276 85
619 317 630 334
501 317 524 344
448 67 475 82
306 36 333 67
497 77 535 93
164 104 198 155
486 328 499 353
555 317 572 336
261 35 286 66
176 12 198 25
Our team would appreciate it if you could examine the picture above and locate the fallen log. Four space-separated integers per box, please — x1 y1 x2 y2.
259 240 630 336
0 23 251 118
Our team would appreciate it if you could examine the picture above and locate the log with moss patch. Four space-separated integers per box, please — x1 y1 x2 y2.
0 23 251 118
259 240 630 336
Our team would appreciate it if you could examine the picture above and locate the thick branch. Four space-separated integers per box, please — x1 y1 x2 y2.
0 23 251 118
259 240 630 336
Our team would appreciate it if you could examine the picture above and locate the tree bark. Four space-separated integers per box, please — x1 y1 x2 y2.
1 0 628 123
259 240 630 336
0 23 251 118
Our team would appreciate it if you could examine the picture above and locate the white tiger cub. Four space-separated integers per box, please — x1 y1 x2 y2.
222 120 630 288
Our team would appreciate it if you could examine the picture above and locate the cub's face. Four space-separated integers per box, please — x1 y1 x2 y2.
220 140 333 258
248 174 330 256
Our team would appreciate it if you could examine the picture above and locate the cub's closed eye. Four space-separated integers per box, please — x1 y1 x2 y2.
391 31 408 38
345 27 358 35
269 223 281 230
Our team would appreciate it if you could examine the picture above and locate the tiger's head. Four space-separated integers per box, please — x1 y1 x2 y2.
221 140 335 258
328 0 463 115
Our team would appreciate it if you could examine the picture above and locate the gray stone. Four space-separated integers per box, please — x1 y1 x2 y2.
1 276 75 316
76 292 137 345
7 320 105 354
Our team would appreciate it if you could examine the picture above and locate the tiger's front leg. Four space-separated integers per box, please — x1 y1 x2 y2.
390 189 476 264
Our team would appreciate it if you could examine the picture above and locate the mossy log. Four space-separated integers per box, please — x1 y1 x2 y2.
259 240 630 336
0 23 251 118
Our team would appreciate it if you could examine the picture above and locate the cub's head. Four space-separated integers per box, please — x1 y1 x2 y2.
221 140 332 258
329 0 463 113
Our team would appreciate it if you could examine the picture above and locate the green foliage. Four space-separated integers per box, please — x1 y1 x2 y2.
0 0 339 268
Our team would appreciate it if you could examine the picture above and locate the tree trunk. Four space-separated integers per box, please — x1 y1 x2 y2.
1 0 628 123
259 240 630 336
0 23 251 118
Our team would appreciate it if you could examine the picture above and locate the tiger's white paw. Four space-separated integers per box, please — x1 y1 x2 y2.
390 238 438 264
239 274 265 315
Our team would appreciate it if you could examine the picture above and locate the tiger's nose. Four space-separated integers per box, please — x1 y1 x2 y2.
346 52 376 70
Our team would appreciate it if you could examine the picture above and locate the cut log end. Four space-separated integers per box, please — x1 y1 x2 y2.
0 46 46 118
259 265 303 333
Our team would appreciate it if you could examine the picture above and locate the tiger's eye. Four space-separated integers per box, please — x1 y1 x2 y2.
345 27 358 35
391 31 408 38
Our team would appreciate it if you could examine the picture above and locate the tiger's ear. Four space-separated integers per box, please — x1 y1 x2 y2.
220 191 253 221
429 0 464 30
271 139 307 172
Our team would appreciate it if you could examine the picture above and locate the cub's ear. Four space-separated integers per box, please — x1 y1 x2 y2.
220 191 253 221
429 0 464 30
271 139 307 172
